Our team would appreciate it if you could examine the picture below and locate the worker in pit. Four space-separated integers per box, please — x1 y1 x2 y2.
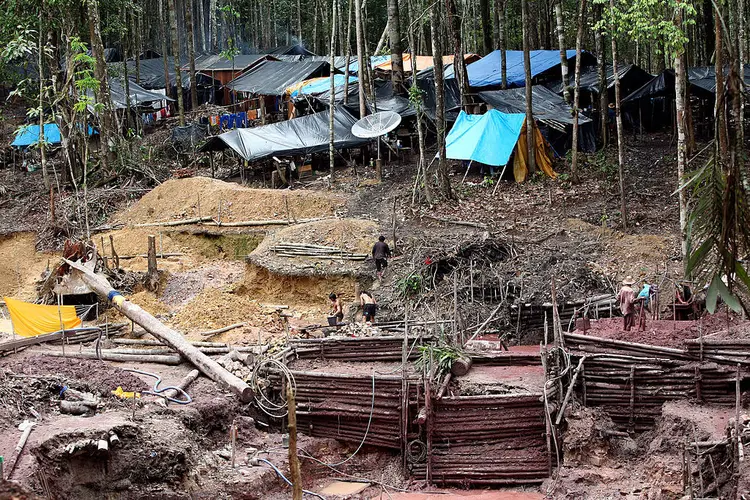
617 276 636 331
372 235 392 280
329 293 344 325
360 291 377 324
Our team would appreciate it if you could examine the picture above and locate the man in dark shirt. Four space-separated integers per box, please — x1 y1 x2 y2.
372 236 391 280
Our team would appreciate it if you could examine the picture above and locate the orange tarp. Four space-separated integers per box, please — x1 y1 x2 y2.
513 121 556 183
373 53 480 73
4 296 82 337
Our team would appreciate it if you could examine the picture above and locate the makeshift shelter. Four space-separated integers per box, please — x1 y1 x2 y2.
191 54 277 103
11 123 96 149
226 60 330 95
372 54 481 74
445 110 554 182
288 75 358 97
4 297 82 337
547 64 653 106
291 79 416 119
477 85 596 153
416 65 463 122
200 106 368 161
107 78 174 110
459 50 596 88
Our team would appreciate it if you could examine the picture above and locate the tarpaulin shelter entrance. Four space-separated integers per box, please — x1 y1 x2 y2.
477 85 596 154
458 50 596 88
4 297 82 337
199 106 368 161
11 123 96 149
444 110 555 182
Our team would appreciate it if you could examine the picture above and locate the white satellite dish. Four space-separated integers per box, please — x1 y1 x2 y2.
351 111 402 138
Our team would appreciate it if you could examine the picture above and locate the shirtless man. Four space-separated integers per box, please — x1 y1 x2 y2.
329 293 344 323
360 291 377 324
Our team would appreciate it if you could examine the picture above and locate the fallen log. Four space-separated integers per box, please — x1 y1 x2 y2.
162 369 200 400
38 350 182 365
64 259 253 402
133 216 214 227
0 328 102 353
201 322 247 338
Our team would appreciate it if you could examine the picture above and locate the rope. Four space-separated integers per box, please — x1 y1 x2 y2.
123 369 192 404
258 458 326 499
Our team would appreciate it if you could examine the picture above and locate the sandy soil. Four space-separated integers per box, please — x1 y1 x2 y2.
0 233 53 300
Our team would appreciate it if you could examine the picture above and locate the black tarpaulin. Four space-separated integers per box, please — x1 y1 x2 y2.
200 106 368 160
268 44 317 56
192 54 272 72
415 64 462 122
622 68 725 102
226 60 330 95
547 64 653 97
292 79 416 119
109 58 187 89
478 86 595 153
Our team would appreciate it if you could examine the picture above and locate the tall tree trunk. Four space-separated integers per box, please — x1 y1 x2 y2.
313 0 320 54
480 0 492 54
329 0 337 187
594 3 607 146
555 0 570 103
609 0 627 228
167 0 186 125
38 5 49 191
122 4 133 133
297 0 303 46
715 2 728 161
727 0 744 163
674 5 688 261
445 0 469 106
343 0 353 104
703 0 714 66
570 0 587 183
407 0 430 204
186 0 198 109
431 1 451 199
87 0 115 170
388 0 404 94
134 1 142 83
521 0 536 174
197 0 206 52
354 0 367 117
210 0 218 51
159 0 171 101
498 0 507 88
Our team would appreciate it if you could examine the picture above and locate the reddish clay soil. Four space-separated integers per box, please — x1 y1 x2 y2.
380 491 544 499
580 313 750 348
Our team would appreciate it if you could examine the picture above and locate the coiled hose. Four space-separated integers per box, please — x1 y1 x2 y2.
123 368 192 404
258 458 326 499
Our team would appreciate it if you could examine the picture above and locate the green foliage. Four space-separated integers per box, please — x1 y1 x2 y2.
415 344 464 377
408 85 424 112
396 273 423 298
684 154 750 314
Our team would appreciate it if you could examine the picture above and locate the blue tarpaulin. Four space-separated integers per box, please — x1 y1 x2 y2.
460 50 580 88
292 75 358 96
11 123 61 148
444 110 526 166
11 123 96 148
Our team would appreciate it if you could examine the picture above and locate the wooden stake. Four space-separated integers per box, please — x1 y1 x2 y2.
287 382 303 500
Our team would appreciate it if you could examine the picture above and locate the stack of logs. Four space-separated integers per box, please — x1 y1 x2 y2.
270 243 368 261
292 371 416 449
565 333 745 431
411 394 549 485
289 336 430 362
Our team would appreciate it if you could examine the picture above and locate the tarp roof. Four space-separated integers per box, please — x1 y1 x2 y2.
191 54 274 72
292 79 416 118
460 50 596 88
373 54 481 73
622 68 719 102
477 85 591 127
11 123 96 148
547 64 653 95
415 65 462 122
200 106 368 160
288 75 358 96
107 78 174 109
445 110 526 166
226 60 330 95
268 44 317 56
108 57 208 90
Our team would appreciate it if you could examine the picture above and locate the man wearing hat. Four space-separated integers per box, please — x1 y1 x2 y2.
617 276 637 331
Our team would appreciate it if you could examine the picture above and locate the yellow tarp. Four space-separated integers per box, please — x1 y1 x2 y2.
3 297 82 337
513 120 556 183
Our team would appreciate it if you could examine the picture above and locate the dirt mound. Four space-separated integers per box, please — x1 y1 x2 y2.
161 262 246 307
169 287 283 339
114 177 345 225
248 218 379 277
0 233 52 300
2 355 147 395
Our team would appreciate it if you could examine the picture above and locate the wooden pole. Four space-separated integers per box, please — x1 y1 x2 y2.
147 235 158 288
63 259 253 402
287 382 303 500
